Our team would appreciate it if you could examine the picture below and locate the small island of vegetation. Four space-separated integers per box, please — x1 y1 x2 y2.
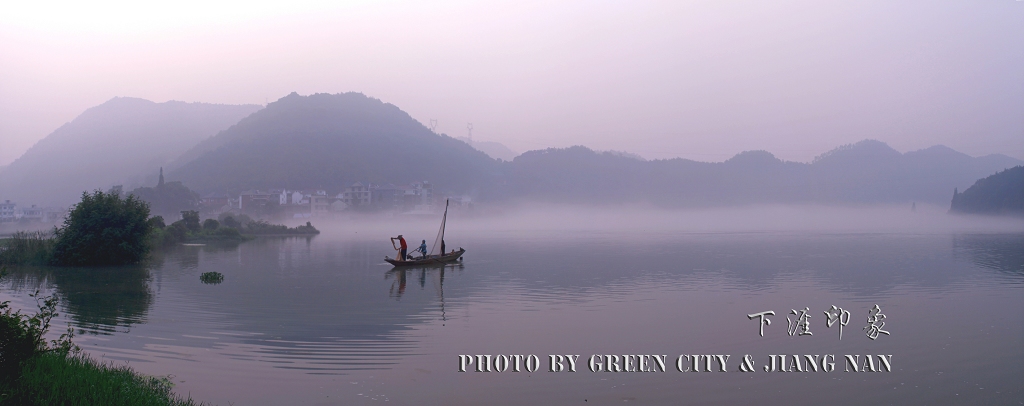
150 210 319 246
200 271 224 284
1 191 320 266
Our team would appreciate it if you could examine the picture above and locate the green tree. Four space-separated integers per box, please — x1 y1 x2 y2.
147 216 165 229
202 219 219 230
179 211 200 232
164 223 187 245
50 191 152 266
220 215 240 229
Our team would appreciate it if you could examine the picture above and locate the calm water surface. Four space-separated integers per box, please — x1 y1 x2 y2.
2 229 1022 405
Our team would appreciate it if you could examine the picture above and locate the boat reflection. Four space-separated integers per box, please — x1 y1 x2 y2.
386 263 463 323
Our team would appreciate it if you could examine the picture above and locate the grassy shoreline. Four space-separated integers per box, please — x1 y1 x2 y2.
1 266 208 405
1 352 204 406
0 232 54 266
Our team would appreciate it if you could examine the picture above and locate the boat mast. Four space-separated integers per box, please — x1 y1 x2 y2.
440 199 449 250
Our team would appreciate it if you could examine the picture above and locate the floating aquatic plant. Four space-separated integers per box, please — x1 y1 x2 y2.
199 272 224 284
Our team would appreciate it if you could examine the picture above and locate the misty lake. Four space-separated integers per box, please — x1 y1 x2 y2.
2 212 1023 405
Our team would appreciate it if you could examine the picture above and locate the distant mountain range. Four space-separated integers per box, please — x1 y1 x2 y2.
2 92 1020 208
504 142 1022 207
0 98 261 205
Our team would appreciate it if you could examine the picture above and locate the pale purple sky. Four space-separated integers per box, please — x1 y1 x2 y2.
1 0 1021 166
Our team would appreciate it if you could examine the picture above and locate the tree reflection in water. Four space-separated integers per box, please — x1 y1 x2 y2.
3 265 155 335
52 266 154 335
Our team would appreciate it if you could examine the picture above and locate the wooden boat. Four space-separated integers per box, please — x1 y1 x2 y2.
386 248 465 267
386 199 465 267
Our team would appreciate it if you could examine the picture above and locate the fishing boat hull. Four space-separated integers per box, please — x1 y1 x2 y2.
386 249 465 267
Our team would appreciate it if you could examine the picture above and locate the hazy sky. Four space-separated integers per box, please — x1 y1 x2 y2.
1 0 1021 166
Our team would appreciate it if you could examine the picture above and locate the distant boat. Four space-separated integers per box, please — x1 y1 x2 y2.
386 199 465 267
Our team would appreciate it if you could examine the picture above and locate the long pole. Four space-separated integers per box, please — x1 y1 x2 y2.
440 199 449 251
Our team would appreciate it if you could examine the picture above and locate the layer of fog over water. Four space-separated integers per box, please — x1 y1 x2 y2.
2 206 1023 405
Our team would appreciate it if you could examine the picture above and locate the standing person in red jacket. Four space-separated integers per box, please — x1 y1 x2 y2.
391 235 408 261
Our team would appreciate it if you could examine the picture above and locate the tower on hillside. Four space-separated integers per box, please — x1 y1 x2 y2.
158 167 165 187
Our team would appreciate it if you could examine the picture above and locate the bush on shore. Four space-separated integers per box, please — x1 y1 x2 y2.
0 285 63 385
51 190 152 266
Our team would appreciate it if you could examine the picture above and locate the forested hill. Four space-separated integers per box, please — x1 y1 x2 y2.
0 98 261 205
950 166 1024 216
168 93 1020 206
504 141 1022 207
169 92 501 194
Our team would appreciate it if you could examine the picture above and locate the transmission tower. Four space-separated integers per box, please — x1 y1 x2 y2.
467 123 473 142
429 119 438 132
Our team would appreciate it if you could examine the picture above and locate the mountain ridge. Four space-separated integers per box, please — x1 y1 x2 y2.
3 93 1020 210
0 97 262 205
504 141 1022 206
168 92 500 195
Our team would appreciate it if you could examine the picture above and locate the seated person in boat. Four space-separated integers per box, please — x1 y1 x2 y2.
417 240 428 258
391 235 408 260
